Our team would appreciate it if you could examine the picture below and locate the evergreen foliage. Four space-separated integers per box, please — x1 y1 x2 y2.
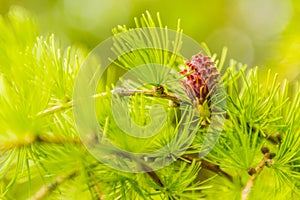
0 7 299 200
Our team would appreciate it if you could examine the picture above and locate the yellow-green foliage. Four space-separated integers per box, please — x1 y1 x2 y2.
0 7 300 200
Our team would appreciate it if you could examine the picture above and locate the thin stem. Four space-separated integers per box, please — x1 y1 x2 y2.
29 169 79 200
265 132 282 145
29 162 100 200
105 88 181 105
87 170 105 200
250 125 282 145
140 162 164 188
0 135 81 151
180 155 233 181
233 117 282 145
36 88 182 117
241 152 275 200
37 101 73 117
118 151 165 188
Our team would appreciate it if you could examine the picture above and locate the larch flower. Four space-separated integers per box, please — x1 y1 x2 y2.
180 52 220 107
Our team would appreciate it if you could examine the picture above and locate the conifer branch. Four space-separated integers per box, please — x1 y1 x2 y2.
180 155 233 181
0 133 165 190
241 148 276 200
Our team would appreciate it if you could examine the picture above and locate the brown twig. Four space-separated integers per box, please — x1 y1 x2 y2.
265 132 282 145
241 149 276 200
140 162 164 188
29 169 79 200
87 171 105 200
36 88 182 117
117 152 164 188
180 155 233 181
29 162 100 200
248 125 282 145
35 135 82 145
36 101 73 117
96 88 181 104
0 135 82 151
232 117 282 145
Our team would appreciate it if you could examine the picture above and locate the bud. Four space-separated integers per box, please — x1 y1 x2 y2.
261 147 270 154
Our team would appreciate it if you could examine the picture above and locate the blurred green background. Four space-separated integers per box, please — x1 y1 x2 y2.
1 0 299 80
